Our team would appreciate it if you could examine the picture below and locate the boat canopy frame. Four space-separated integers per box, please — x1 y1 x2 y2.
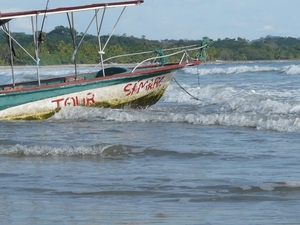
0 0 144 86
0 0 211 88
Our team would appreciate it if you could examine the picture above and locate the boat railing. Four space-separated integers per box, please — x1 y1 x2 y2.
102 44 198 63
88 43 208 73
131 44 207 73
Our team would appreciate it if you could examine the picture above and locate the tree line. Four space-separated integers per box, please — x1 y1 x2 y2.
1 25 300 66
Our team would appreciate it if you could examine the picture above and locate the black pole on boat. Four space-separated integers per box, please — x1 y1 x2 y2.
197 65 200 86
38 0 50 45
96 7 107 76
31 16 41 86
4 23 16 87
40 0 50 33
67 12 78 77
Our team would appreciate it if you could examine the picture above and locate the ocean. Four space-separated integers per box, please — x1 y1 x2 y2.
1 60 300 224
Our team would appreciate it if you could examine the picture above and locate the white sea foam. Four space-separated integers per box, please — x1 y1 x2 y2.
51 104 300 133
284 181 300 187
259 181 300 191
283 65 300 75
183 64 279 76
240 185 252 191
239 181 300 192
0 143 136 156
183 63 300 76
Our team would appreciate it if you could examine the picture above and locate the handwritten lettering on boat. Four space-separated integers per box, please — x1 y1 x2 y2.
52 92 95 108
124 76 164 96
51 76 165 108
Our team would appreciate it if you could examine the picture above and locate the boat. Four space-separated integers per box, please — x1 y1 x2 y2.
0 0 211 120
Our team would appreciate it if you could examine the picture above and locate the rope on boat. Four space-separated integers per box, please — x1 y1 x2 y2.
38 0 50 44
171 38 213 101
172 77 201 101
153 49 166 66
195 38 212 63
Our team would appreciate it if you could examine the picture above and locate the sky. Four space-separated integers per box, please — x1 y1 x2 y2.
1 0 300 41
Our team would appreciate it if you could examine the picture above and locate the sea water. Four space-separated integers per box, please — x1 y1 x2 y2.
1 61 300 224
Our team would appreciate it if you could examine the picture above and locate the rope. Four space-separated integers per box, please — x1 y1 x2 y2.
153 49 166 66
172 77 201 101
38 0 50 44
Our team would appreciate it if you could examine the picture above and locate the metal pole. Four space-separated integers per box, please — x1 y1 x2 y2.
102 6 126 51
7 22 15 87
67 12 77 77
32 15 41 86
96 7 106 76
71 12 77 77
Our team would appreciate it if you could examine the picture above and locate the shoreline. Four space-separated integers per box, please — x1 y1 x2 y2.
0 59 300 69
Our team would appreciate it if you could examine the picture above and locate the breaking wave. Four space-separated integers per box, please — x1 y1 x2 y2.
0 144 140 157
183 63 300 75
50 97 300 133
0 143 214 158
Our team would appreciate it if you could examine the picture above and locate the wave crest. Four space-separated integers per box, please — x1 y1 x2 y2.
0 144 216 158
183 63 300 75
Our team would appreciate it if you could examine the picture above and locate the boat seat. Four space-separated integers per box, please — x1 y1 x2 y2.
96 67 128 77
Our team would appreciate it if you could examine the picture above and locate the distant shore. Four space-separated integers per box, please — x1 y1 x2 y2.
1 59 299 70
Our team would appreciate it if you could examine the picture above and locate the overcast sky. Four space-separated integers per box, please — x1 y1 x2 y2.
1 0 300 41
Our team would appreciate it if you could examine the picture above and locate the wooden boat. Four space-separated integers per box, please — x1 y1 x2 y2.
0 0 210 120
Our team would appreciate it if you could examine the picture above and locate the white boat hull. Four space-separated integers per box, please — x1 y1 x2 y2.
0 71 175 120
